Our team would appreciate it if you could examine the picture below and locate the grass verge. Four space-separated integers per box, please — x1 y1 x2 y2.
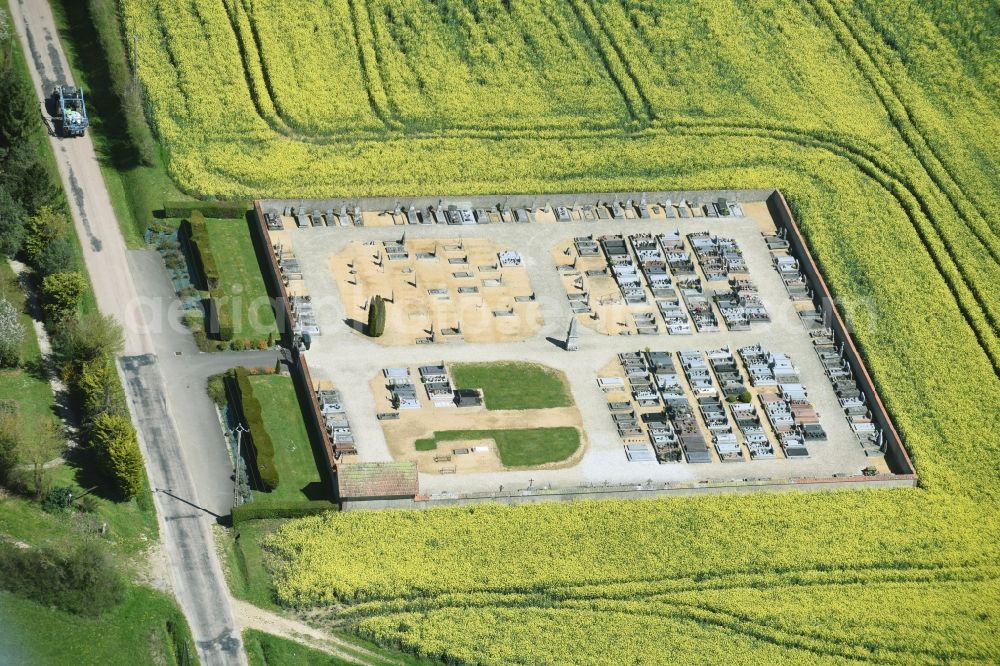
50 0 192 248
414 427 580 467
0 587 194 666
222 519 282 610
244 629 353 666
449 362 572 411
247 374 328 503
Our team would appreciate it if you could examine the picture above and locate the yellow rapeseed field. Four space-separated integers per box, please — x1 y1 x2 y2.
121 0 1000 661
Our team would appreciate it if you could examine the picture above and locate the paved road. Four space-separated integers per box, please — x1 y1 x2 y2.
9 2 247 663
120 355 243 663
128 250 277 516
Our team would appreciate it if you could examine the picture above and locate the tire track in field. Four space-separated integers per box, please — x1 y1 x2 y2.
633 595 991 663
326 561 996 617
221 0 629 140
343 570 998 664
565 0 653 124
802 0 1000 262
217 0 297 137
570 595 988 664
836 0 1000 243
661 118 1000 372
590 0 1000 360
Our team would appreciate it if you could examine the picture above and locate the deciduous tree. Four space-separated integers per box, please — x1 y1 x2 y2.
0 296 24 367
41 271 86 324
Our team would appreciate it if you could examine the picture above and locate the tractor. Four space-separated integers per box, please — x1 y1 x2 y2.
52 85 89 137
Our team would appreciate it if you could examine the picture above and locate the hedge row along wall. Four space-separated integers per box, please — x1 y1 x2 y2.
164 200 249 219
186 211 233 340
231 367 279 490
231 500 338 526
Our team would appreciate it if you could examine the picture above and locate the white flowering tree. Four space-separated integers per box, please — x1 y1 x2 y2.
0 297 24 367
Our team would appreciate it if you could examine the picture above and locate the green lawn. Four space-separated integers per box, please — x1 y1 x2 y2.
449 363 572 411
0 260 59 432
414 428 580 467
0 485 156 558
245 629 353 666
0 587 194 666
206 220 277 344
248 375 327 503
0 368 58 430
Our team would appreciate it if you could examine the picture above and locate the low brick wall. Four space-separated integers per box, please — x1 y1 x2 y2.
252 189 916 509
337 474 918 511
766 191 914 476
251 201 294 346
251 203 340 499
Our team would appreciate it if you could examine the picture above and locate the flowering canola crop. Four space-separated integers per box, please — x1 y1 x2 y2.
120 0 1000 662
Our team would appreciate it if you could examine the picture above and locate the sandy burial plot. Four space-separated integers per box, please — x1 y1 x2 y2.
369 370 587 474
552 237 662 337
332 238 543 345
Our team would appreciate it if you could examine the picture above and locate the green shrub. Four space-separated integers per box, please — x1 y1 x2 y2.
231 500 338 526
51 313 124 382
23 206 66 270
40 271 87 323
78 356 127 423
90 412 145 500
234 368 279 490
367 295 386 337
739 390 752 403
42 486 75 513
206 373 227 407
163 200 248 219
0 540 125 616
187 211 220 289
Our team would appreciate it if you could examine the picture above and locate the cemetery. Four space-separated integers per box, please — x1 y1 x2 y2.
251 190 914 504
330 238 542 345
366 362 586 475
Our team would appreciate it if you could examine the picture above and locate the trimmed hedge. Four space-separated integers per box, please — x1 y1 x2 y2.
164 200 248 219
205 290 233 341
187 211 219 289
231 500 338 526
234 367 279 490
187 211 233 340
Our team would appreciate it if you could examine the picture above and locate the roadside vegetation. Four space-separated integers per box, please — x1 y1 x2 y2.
244 630 352 666
244 629 437 666
0 587 194 666
0 8 195 663
49 0 192 247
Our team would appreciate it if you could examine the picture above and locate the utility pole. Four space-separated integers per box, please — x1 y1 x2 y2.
231 424 249 507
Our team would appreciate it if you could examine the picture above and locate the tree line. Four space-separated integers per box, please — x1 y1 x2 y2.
0 25 143 504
